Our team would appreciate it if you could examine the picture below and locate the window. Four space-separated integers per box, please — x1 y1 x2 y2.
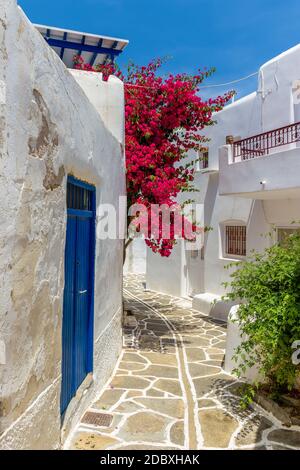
190 249 200 259
225 225 246 257
277 227 300 246
201 149 209 169
67 180 93 211
196 148 209 170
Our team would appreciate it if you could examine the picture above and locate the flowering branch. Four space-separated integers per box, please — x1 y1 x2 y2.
74 56 234 256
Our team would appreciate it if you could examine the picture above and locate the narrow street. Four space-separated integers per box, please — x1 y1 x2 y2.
67 275 300 450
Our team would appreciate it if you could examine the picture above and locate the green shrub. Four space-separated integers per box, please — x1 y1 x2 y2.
223 232 300 394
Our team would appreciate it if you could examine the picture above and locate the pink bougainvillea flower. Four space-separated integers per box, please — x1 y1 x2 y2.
74 56 234 256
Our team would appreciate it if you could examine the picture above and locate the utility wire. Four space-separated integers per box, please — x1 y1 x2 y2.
199 71 258 89
125 71 259 92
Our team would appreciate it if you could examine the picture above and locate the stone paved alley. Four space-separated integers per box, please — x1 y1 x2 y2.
67 275 300 450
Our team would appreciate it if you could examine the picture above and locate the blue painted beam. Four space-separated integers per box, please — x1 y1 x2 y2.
110 41 118 63
67 208 93 218
89 38 103 66
60 32 67 59
77 35 86 57
45 37 122 57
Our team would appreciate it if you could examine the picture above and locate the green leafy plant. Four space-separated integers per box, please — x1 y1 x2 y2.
239 383 258 410
223 232 300 400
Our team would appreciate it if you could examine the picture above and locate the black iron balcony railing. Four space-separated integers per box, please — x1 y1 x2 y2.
233 121 300 161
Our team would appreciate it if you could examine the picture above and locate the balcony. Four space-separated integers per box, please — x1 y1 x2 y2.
233 122 300 162
219 122 300 199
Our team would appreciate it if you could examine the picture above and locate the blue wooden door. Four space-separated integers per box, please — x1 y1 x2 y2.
61 177 95 415
74 216 92 389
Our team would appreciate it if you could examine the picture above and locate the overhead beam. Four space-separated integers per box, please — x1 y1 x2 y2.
89 38 103 66
110 41 119 63
60 32 67 59
77 35 86 57
45 37 122 57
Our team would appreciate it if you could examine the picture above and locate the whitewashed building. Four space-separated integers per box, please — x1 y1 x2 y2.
146 43 300 320
0 0 127 449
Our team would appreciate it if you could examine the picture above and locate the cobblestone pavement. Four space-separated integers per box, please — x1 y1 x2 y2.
67 274 300 450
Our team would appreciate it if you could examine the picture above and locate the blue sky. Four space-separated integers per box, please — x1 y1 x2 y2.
19 0 300 99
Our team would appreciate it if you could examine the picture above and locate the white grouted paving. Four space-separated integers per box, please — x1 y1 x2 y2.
66 275 300 450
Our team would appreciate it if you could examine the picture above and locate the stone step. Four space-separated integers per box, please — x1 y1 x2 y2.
192 293 237 322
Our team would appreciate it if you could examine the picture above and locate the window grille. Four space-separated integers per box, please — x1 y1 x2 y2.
67 181 93 210
202 150 209 169
197 149 209 170
225 225 246 256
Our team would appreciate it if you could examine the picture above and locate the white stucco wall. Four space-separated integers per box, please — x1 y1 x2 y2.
146 41 300 313
219 145 300 198
147 241 186 297
123 238 147 274
0 0 125 449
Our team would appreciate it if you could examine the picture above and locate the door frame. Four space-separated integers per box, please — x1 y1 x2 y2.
61 175 96 415
67 175 96 374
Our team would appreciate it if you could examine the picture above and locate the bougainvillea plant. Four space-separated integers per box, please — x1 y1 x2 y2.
74 55 233 256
